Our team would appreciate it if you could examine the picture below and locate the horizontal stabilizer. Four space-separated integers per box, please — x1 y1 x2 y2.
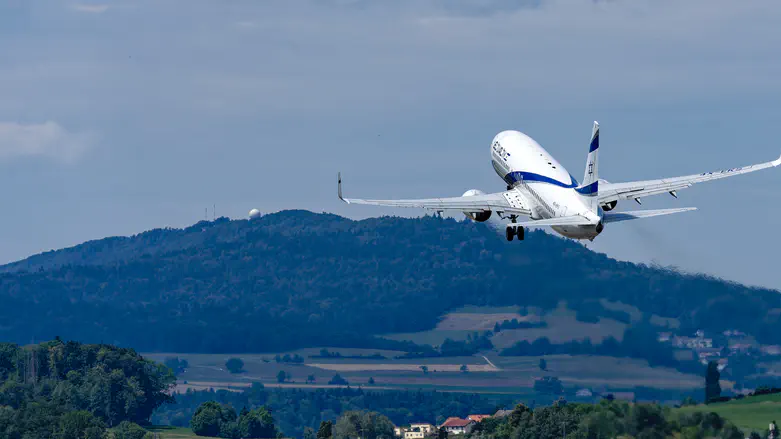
506 215 595 227
603 207 697 224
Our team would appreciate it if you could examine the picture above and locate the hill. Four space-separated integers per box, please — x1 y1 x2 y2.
0 210 779 355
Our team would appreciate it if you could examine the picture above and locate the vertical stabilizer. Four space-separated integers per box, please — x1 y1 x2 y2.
576 121 600 210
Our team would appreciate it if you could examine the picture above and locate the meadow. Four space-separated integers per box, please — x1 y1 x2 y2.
675 393 781 433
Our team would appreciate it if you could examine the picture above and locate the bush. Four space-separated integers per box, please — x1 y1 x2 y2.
114 421 148 439
328 374 349 385
190 401 236 437
226 358 244 374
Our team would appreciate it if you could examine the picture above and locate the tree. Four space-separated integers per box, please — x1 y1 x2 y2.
534 376 563 395
317 421 333 439
307 374 316 384
55 411 107 439
190 401 236 437
420 365 429 375
460 365 469 373
329 374 349 385
538 358 547 371
493 322 501 333
238 406 276 438
277 370 287 383
304 427 317 439
226 358 244 374
705 361 721 402
334 411 394 439
368 377 375 385
437 427 448 439
114 421 149 439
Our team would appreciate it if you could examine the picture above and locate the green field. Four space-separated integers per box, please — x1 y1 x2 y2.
147 426 207 438
676 394 781 433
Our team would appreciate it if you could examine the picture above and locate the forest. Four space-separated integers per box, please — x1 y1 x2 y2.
0 339 175 438
0 210 778 354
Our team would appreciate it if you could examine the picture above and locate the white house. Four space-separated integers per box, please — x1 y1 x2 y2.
440 418 475 435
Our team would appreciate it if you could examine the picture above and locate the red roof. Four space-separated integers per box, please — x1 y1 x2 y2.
468 415 490 423
441 418 474 428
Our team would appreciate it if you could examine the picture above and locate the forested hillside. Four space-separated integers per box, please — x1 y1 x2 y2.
0 210 778 353
0 339 174 438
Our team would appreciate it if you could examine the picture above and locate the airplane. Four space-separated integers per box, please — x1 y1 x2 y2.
338 122 781 241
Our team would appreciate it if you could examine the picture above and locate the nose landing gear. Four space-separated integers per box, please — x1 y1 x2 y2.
506 225 525 241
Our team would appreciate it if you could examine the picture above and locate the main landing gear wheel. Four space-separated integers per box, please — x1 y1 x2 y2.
505 225 525 242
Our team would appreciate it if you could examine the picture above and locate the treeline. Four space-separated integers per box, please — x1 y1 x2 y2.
2 210 781 354
469 400 743 439
310 349 387 360
152 385 508 439
0 339 175 438
500 323 703 374
396 333 494 359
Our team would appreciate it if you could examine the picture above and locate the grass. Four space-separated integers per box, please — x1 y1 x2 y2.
675 393 781 433
147 426 210 438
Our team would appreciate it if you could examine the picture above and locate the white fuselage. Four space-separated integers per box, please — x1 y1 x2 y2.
489 130 602 240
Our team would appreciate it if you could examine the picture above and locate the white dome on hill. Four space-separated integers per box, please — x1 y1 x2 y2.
248 208 261 219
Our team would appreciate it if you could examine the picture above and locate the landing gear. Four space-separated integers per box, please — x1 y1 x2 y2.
506 225 525 241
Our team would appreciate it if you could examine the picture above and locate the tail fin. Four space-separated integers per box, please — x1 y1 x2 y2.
576 121 599 210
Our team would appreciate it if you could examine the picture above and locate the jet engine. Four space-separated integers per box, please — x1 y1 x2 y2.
601 200 618 211
462 189 492 222
597 179 617 211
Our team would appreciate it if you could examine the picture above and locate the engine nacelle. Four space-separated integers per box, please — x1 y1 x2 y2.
601 200 618 211
462 189 492 222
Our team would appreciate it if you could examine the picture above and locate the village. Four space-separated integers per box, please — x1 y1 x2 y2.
393 412 512 438
657 328 781 374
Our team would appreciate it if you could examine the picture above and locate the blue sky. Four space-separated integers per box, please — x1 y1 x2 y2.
1 0 780 288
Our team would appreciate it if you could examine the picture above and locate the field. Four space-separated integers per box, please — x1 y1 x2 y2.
384 303 628 349
675 393 781 433
142 304 705 397
147 426 209 438
144 347 701 396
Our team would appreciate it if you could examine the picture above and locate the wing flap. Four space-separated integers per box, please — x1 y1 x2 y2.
603 207 697 224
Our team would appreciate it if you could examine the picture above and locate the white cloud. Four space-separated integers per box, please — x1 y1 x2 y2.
0 121 95 163
70 3 109 14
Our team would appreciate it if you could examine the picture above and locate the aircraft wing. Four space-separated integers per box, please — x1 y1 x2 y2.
337 173 531 216
603 207 697 224
598 153 781 204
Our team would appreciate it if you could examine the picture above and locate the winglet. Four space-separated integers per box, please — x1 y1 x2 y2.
773 153 781 167
337 172 347 203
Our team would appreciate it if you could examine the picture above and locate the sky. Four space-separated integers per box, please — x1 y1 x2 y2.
0 0 780 289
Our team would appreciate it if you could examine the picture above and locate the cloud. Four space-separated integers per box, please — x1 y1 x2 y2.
70 3 109 14
0 121 95 163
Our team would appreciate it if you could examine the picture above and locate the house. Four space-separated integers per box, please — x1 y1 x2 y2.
576 388 593 398
729 343 753 355
493 409 513 418
440 418 475 435
396 423 435 438
657 332 672 343
467 415 490 423
410 424 435 434
762 345 781 356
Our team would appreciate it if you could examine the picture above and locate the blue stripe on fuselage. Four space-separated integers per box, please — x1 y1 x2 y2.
504 171 578 188
575 181 599 196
